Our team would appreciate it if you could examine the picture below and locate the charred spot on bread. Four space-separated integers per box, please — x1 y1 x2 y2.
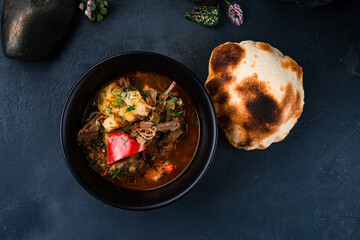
256 42 273 53
281 84 303 122
281 58 303 81
210 43 245 74
218 114 232 130
217 92 229 104
205 78 222 96
246 94 281 126
235 74 281 136
291 91 303 119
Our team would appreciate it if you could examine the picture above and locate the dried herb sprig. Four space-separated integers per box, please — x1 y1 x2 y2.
79 0 108 22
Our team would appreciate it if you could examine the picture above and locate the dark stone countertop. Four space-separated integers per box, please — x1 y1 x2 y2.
0 0 359 239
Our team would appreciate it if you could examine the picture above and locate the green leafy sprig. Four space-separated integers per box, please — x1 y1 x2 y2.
185 4 219 27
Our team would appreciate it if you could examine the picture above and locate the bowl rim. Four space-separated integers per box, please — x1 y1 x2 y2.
60 51 218 210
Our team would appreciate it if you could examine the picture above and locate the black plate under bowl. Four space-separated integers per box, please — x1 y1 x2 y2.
60 52 218 210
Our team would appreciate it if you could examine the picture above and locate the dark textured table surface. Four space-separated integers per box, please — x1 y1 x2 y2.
1 0 360 239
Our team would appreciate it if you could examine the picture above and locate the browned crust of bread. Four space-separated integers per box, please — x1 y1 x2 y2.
281 58 303 82
256 42 273 53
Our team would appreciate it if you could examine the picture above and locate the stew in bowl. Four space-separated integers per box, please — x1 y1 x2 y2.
60 52 217 210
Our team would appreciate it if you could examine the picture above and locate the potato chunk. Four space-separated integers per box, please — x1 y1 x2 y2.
102 116 121 132
115 106 137 123
96 83 124 116
121 91 149 117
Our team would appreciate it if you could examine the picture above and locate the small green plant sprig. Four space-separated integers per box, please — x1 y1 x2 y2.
185 4 219 27
79 0 108 22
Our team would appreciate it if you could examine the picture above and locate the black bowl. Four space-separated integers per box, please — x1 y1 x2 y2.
60 52 218 210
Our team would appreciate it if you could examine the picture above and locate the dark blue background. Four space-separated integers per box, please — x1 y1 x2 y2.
1 0 360 239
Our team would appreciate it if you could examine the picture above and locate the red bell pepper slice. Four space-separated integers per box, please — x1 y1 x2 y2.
107 131 145 164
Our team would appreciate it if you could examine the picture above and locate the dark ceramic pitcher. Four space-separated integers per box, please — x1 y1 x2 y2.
1 0 76 61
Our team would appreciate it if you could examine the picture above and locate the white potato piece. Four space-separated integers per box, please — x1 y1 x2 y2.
96 83 124 116
102 116 121 132
116 107 137 123
121 91 149 116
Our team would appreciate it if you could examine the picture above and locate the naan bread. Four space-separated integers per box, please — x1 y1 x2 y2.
205 41 304 150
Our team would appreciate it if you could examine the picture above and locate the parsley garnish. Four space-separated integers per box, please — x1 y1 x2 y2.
112 168 123 179
168 97 178 104
142 90 152 99
126 104 135 112
168 110 183 120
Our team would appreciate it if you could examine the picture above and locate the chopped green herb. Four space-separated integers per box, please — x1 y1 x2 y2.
142 90 152 99
168 110 183 120
168 97 178 104
111 167 127 179
126 104 135 112
121 92 128 101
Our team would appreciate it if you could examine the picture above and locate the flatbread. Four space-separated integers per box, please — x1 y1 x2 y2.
205 41 304 150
